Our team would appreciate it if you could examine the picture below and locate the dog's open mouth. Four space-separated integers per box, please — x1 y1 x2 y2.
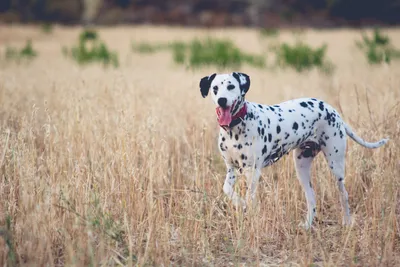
216 106 232 126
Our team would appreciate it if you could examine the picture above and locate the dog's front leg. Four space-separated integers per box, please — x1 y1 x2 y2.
223 166 246 210
245 167 262 210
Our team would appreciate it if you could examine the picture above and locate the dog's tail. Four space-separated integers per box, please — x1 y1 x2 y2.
344 123 389 149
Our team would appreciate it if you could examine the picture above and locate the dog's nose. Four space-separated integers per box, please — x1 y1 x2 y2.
218 98 228 108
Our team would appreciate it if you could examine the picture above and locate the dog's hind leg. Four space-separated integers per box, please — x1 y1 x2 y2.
293 142 321 230
320 132 352 226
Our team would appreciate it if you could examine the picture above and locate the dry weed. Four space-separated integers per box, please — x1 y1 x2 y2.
0 25 399 266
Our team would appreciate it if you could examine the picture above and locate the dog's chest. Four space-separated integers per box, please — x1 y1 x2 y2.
218 121 264 169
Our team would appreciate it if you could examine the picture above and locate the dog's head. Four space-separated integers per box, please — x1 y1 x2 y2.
199 72 250 126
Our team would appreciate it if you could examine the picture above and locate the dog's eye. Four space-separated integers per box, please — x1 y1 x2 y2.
227 85 235 90
213 86 218 95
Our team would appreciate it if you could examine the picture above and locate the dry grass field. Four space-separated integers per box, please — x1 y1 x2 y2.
0 25 399 266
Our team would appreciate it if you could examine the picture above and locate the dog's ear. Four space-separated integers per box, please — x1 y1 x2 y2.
199 73 216 98
232 72 250 95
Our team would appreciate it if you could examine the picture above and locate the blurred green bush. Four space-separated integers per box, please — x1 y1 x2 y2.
63 29 119 68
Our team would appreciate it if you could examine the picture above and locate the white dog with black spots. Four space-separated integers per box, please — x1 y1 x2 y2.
199 72 389 229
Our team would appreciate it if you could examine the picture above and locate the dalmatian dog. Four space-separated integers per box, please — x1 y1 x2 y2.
199 72 389 229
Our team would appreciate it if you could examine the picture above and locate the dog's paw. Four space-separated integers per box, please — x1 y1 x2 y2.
241 201 247 212
232 198 247 212
342 215 353 227
298 221 313 231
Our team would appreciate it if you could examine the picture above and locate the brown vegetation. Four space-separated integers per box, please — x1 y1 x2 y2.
0 25 399 266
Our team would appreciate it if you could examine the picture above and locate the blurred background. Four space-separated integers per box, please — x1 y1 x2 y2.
0 0 399 28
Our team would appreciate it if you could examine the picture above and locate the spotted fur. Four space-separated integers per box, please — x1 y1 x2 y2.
199 72 389 229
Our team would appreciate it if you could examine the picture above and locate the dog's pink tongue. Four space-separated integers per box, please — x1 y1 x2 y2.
216 107 232 126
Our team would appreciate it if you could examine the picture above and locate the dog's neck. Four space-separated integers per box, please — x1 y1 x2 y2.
219 101 248 132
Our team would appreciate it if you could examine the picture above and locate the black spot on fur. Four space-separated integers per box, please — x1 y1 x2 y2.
268 133 272 142
273 138 281 146
276 125 281 134
219 143 226 151
269 106 275 112
262 145 267 155
292 122 299 130
300 102 308 108
235 134 239 141
318 102 324 112
213 86 218 95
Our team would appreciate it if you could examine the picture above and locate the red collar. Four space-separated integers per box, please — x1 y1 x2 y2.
220 103 247 131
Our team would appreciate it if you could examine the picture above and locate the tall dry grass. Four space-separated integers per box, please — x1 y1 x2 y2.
0 25 399 266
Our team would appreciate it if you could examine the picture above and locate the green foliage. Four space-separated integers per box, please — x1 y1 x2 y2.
0 215 16 266
4 39 38 63
59 190 133 265
172 37 265 69
86 195 125 245
20 40 37 58
132 43 159 53
80 29 98 41
170 42 186 64
41 22 53 34
132 37 265 69
271 41 334 73
132 42 169 53
356 28 400 64
5 215 16 266
63 29 119 68
132 40 186 54
260 28 279 38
